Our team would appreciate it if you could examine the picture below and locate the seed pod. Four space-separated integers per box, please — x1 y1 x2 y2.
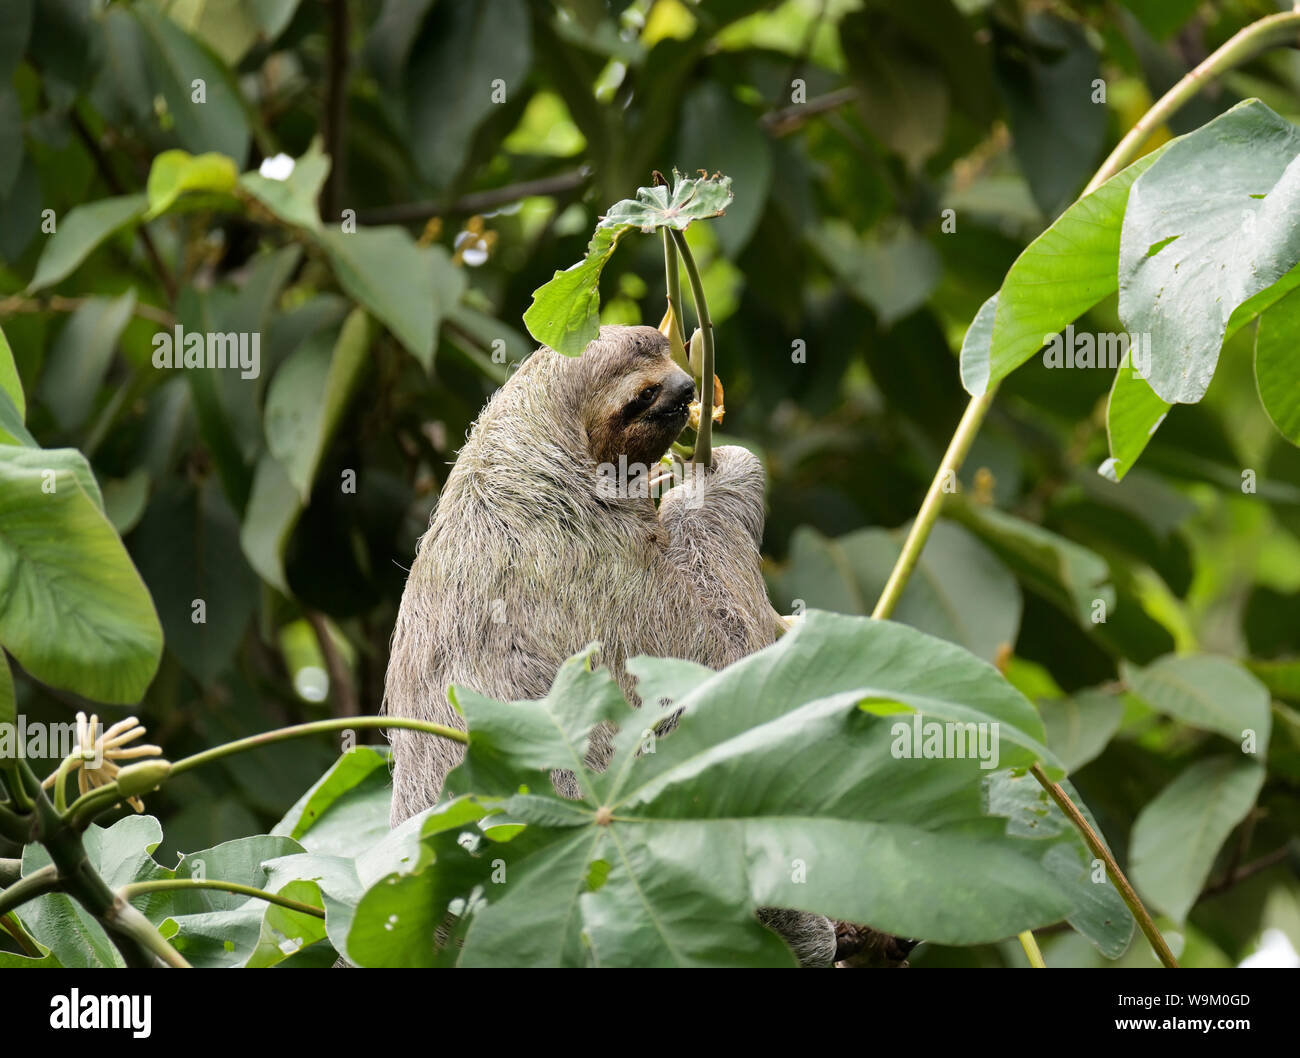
658 302 689 371
688 327 704 377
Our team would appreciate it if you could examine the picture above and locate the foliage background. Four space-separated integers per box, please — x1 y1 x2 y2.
2 0 1299 967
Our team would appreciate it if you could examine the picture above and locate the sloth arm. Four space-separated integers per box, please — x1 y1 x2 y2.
655 444 784 653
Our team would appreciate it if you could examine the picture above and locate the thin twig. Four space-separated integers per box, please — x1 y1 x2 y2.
356 168 592 226
0 293 174 326
67 108 177 302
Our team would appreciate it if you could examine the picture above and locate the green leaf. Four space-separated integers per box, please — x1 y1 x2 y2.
403 0 532 189
1119 100 1300 403
133 6 251 164
0 323 24 423
145 149 238 219
961 148 1163 395
773 521 1022 664
675 83 770 255
947 499 1116 628
1129 756 1265 923
19 816 170 968
102 468 150 534
130 476 259 686
159 0 303 66
27 194 148 292
986 770 1134 958
523 224 628 356
318 228 457 367
1101 348 1170 482
1123 654 1272 756
1255 284 1300 445
272 746 393 856
431 612 1071 967
842 7 948 170
813 220 940 326
0 452 161 703
239 452 302 594
37 291 137 431
238 140 330 231
1038 688 1125 773
264 308 372 500
995 12 1105 217
524 170 733 355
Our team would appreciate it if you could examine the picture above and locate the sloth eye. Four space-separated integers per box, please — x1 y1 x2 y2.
625 383 661 415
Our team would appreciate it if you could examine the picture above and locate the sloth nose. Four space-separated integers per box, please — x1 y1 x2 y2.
664 372 695 407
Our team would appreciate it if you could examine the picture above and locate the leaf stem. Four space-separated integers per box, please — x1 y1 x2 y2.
668 228 715 467
662 228 685 349
120 879 326 918
1018 930 1046 968
1031 764 1178 968
168 716 466 778
0 864 59 917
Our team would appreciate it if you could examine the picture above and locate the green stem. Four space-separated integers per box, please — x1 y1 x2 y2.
169 716 466 778
1032 764 1178 968
668 228 715 468
871 390 995 619
1083 10 1300 197
1018 930 1046 969
105 900 190 968
0 864 59 917
1 762 33 813
869 9 1298 969
50 751 83 815
662 228 685 349
121 879 325 919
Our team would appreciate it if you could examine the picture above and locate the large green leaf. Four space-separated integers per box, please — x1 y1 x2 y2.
1129 755 1265 923
318 228 457 367
1102 348 1170 483
1038 688 1125 773
1123 654 1272 756
0 452 161 703
264 308 372 500
239 452 302 594
420 613 1074 966
1118 100 1300 404
37 291 137 431
961 149 1163 395
27 194 148 292
19 816 170 969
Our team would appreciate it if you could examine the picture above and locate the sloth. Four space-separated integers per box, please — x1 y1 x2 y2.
384 323 836 966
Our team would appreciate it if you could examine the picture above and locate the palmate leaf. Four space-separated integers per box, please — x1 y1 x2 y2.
523 170 732 356
410 612 1090 967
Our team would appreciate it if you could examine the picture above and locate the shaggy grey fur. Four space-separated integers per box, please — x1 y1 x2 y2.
384 324 834 967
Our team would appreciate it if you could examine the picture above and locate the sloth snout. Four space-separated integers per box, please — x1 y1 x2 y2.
663 372 695 408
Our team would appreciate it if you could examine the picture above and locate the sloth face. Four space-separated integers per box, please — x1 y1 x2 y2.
581 326 696 472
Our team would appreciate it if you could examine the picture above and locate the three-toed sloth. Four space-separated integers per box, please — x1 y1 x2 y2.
384 324 836 966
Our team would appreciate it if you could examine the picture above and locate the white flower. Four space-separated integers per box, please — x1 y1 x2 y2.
258 153 296 181
42 713 163 812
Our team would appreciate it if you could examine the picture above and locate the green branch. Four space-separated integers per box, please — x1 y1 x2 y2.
668 228 716 468
0 864 59 917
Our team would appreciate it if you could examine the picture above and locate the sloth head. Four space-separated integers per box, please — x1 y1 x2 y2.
575 325 696 469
